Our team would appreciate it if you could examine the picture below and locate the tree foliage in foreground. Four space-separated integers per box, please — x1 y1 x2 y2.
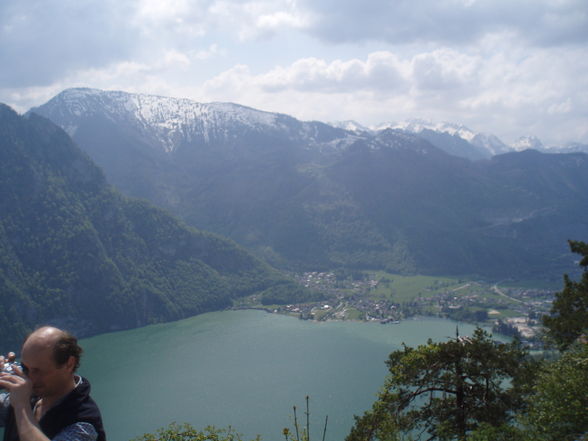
542 240 588 350
524 342 588 441
346 328 536 441
466 423 528 441
467 342 588 441
132 423 260 441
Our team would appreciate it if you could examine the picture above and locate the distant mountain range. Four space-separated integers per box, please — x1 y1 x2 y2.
30 88 588 281
333 118 588 160
0 103 285 350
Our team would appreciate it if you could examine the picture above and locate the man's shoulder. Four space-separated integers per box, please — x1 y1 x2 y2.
63 377 102 413
41 377 106 441
53 422 99 441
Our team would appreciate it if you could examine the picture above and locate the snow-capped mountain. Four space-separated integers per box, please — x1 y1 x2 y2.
329 120 371 133
32 88 444 158
509 136 588 154
512 135 545 152
37 90 586 162
32 88 311 153
377 119 477 142
554 142 588 154
370 119 588 158
470 133 511 156
373 119 505 160
524 140 588 155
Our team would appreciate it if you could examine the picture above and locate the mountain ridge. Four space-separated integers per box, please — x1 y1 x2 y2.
344 117 586 158
35 88 588 159
30 88 588 281
33 88 361 155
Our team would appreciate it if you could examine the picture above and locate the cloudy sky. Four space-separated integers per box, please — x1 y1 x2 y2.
1 0 587 145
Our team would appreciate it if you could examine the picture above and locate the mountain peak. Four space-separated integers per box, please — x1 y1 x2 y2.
376 119 478 142
512 135 545 152
470 132 511 156
329 120 371 133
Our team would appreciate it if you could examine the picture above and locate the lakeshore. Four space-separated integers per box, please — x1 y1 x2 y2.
233 271 556 347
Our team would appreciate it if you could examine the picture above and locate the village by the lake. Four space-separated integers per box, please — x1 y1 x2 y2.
233 270 556 348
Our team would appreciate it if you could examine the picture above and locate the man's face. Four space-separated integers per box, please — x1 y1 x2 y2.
20 346 73 398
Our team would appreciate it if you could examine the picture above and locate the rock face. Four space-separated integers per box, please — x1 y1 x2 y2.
31 88 588 280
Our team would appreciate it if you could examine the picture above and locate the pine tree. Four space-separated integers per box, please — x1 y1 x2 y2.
543 240 588 350
346 328 536 441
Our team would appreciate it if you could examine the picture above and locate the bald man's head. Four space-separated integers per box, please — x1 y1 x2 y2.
20 327 81 399
23 326 83 371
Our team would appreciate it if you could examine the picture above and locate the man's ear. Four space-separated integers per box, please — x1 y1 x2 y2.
66 355 76 373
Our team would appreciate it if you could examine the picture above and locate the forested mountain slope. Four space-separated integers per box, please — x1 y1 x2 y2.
0 104 283 351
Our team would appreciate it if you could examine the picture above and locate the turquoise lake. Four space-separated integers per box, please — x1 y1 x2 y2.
73 310 487 441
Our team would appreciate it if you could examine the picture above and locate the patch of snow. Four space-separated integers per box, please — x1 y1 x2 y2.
374 119 477 141
512 135 545 152
329 120 371 133
471 133 512 156
49 88 288 153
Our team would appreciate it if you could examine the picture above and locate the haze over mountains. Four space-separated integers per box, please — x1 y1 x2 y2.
29 88 588 281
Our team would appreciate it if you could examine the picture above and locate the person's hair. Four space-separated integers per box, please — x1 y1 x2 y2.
26 327 83 371
52 330 83 371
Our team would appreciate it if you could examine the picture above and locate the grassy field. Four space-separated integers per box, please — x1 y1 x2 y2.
343 307 364 320
365 271 547 322
370 272 473 302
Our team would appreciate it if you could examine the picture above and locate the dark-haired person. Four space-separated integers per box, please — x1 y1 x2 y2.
0 326 106 441
2 354 16 374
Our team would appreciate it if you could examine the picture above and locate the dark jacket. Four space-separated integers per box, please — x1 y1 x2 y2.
3 377 106 441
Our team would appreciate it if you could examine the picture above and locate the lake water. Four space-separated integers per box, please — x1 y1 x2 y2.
73 310 486 441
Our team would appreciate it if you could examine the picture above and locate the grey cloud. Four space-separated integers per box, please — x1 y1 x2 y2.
411 51 478 92
259 54 407 94
298 0 588 47
0 0 140 87
413 57 460 90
